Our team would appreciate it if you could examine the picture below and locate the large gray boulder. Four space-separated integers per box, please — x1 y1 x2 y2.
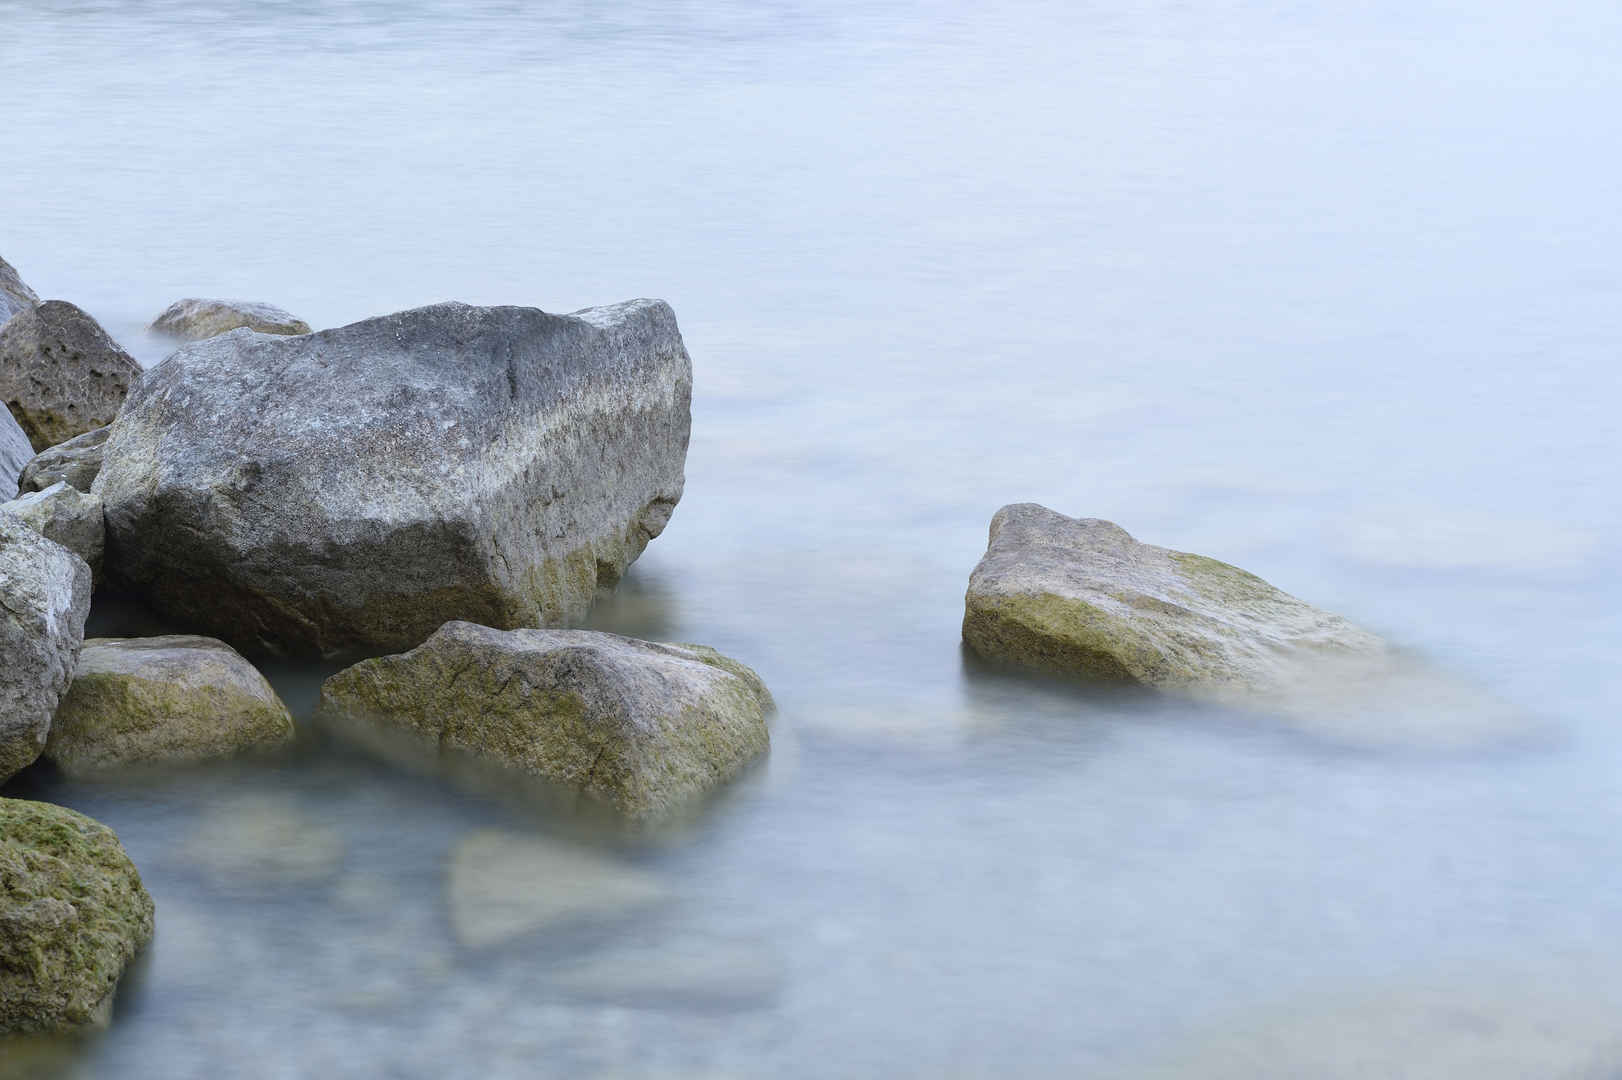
0 514 92 781
96 300 692 658
0 482 104 579
150 298 311 341
18 424 109 494
0 405 32 498
316 622 773 818
0 798 155 1033
0 254 39 326
962 504 1531 749
44 636 295 776
0 301 141 452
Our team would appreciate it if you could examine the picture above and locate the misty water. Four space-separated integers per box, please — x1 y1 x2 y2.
5 0 1622 1075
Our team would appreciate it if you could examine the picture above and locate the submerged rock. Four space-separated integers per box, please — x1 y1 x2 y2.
0 254 39 326
962 503 1531 749
18 425 109 494
96 299 692 658
0 301 140 452
447 828 665 949
0 514 91 782
0 482 104 579
317 622 772 818
0 404 32 498
44 636 295 777
180 793 345 889
150 298 311 341
0 798 154 1033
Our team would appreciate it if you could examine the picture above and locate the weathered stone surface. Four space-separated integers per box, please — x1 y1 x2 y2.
96 299 692 658
44 636 295 776
962 504 1535 749
19 425 109 494
0 405 31 499
150 298 311 341
0 798 154 1033
0 482 103 579
447 828 664 949
0 301 140 452
317 622 772 818
0 255 39 326
0 515 91 781
962 503 1385 695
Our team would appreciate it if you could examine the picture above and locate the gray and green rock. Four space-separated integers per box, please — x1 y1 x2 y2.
44 636 295 777
150 298 311 341
0 514 91 782
19 425 109 494
0 482 103 579
317 622 772 818
0 301 141 452
96 299 692 658
0 798 154 1033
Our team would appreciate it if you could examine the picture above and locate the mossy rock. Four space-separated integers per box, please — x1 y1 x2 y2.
0 798 154 1033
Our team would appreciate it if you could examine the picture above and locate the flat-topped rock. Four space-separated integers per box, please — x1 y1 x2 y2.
1 481 104 578
0 798 154 1033
0 254 39 326
0 301 141 451
150 298 311 341
317 622 772 818
19 424 109 494
0 514 91 781
96 299 692 658
45 636 295 776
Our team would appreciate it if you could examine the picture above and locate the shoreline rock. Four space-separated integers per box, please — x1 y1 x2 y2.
150 298 311 341
97 299 692 658
0 255 39 326
44 636 296 776
0 514 92 782
1 481 104 579
18 425 109 494
1 404 32 498
0 798 154 1033
317 622 772 818
0 301 141 452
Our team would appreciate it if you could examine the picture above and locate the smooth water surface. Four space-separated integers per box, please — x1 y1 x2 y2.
4 1 1622 1075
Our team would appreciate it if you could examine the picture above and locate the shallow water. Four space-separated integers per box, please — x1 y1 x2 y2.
5 1 1622 1075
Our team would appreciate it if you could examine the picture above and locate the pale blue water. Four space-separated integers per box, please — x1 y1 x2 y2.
4 1 1622 1075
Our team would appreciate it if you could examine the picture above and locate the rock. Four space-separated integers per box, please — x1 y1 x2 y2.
0 798 155 1033
317 622 773 818
0 482 104 578
96 299 692 658
150 298 311 341
0 254 39 326
0 301 141 452
0 404 32 499
447 828 665 949
180 793 344 889
43 636 295 777
962 504 1535 749
0 514 91 781
18 425 109 494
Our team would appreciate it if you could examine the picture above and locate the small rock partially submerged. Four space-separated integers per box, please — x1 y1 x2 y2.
45 636 295 777
446 828 665 949
97 299 692 658
0 798 154 1033
0 514 91 782
180 793 344 889
19 425 109 494
0 404 32 498
963 503 1532 749
0 254 39 326
0 301 141 452
0 481 104 579
317 622 772 818
150 298 311 341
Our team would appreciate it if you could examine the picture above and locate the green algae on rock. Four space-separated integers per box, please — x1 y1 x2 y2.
316 622 772 819
44 636 295 777
0 798 154 1033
